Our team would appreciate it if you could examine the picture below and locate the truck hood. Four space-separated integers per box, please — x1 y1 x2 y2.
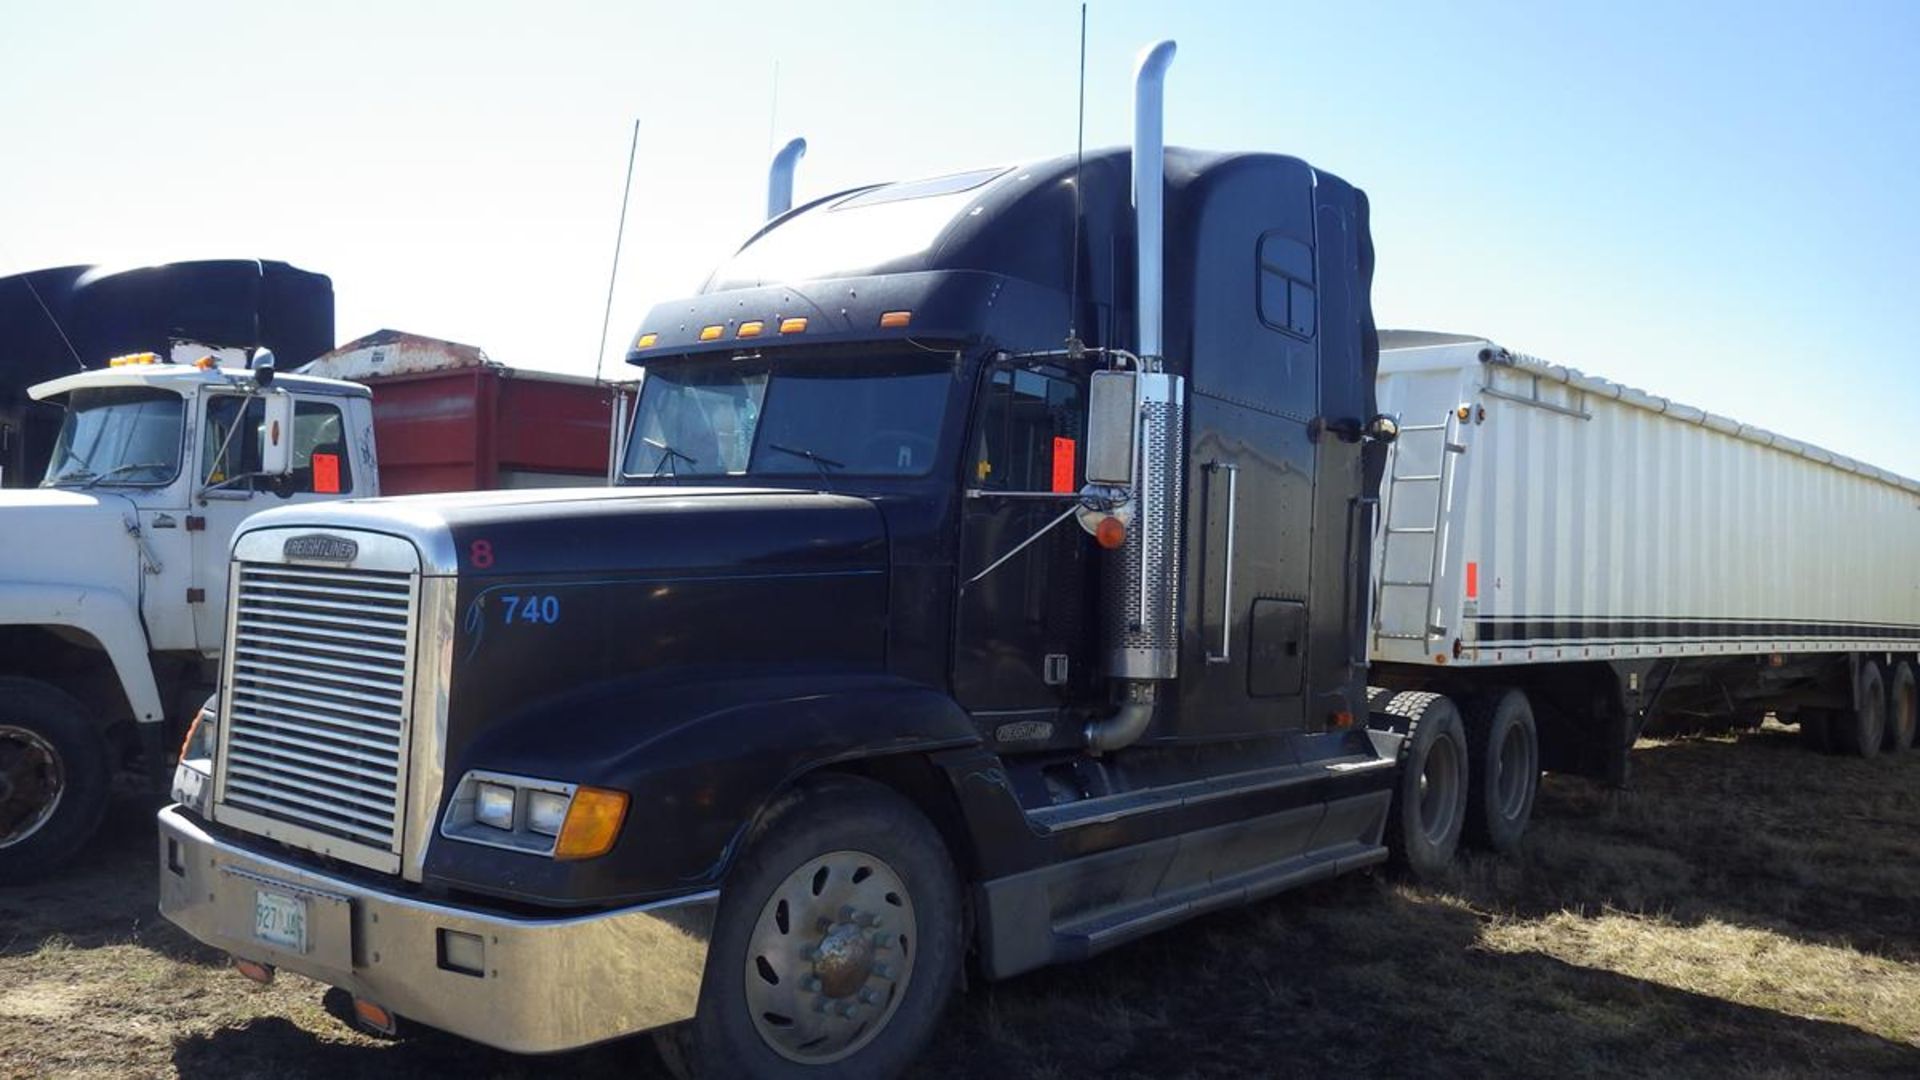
0 488 142 591
234 485 889 578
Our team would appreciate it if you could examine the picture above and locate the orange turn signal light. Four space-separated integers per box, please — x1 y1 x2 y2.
634 332 658 349
1094 516 1127 550
194 355 218 370
737 321 765 338
778 317 808 335
698 325 724 342
878 310 912 329
352 997 399 1035
555 787 630 860
233 958 274 984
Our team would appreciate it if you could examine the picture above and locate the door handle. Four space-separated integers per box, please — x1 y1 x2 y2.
1206 461 1239 664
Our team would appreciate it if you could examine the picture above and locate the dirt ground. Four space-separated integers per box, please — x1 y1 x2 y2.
3 721 1917 1079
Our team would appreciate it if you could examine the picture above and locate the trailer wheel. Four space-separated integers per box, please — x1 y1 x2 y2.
658 777 961 1079
1382 692 1469 879
0 678 111 885
1885 662 1917 754
1462 689 1538 855
1834 660 1887 759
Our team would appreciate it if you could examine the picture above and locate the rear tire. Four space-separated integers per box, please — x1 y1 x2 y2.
1382 692 1469 879
662 777 961 1080
1834 660 1887 759
1461 689 1538 855
0 678 112 885
1885 662 1917 754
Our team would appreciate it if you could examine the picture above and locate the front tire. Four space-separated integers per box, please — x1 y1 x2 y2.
1461 689 1539 855
1382 691 1470 879
0 678 111 885
662 777 962 1079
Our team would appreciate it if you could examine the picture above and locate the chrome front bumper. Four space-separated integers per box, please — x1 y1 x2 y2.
157 805 716 1054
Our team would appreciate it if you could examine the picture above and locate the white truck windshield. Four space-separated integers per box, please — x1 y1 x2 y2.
41 387 184 488
624 356 954 480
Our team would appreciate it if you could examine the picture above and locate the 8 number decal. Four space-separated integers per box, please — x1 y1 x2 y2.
469 539 494 569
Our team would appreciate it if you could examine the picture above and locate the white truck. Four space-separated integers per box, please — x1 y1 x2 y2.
1367 330 1920 849
0 353 379 881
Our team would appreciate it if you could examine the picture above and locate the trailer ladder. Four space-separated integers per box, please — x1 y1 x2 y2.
1372 414 1464 650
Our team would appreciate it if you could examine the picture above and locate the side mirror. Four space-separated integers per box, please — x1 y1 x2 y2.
1085 370 1138 487
260 392 295 477
252 347 277 389
1365 413 1400 444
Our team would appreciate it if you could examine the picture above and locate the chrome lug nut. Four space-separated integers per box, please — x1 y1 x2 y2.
873 962 896 980
872 932 895 949
801 975 822 993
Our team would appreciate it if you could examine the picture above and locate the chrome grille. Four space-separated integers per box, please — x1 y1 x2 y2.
221 562 418 851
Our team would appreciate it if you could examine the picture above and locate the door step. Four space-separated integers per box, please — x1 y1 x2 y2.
1052 842 1388 960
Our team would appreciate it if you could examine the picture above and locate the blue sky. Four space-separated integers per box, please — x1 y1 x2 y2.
4 0 1916 475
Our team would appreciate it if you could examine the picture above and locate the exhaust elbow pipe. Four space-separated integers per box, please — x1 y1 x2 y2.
1087 681 1158 754
1132 40 1176 360
766 137 808 220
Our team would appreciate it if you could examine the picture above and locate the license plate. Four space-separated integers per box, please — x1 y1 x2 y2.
253 889 308 952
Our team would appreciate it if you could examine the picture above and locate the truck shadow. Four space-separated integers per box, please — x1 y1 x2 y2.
1458 724 1920 965
161 886 1920 1079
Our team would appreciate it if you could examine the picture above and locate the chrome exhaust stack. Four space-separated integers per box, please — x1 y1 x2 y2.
766 137 807 220
1086 40 1184 754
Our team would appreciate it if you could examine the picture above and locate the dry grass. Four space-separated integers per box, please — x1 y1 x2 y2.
3 722 1917 1078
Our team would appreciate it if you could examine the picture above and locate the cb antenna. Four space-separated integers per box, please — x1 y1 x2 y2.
593 118 641 385
1064 1 1088 359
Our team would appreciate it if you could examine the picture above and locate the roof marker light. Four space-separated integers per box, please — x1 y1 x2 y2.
779 317 808 335
634 332 658 349
698 325 725 342
737 321 765 339
108 352 161 367
879 310 912 329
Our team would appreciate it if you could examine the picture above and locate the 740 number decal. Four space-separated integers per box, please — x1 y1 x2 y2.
499 594 561 625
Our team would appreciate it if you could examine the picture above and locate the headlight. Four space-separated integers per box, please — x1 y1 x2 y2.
526 790 568 836
441 770 628 859
475 782 517 830
171 698 218 815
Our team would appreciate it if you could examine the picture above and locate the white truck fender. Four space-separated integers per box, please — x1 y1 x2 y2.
0 582 165 726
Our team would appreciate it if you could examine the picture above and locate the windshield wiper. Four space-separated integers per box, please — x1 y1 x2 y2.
642 436 699 478
81 462 169 489
45 466 96 487
766 443 845 490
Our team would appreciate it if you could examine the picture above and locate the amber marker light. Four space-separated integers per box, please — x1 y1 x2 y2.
1095 516 1127 550
194 356 218 370
554 787 630 860
737 320 765 338
698 325 725 341
634 332 658 349
779 316 808 334
878 310 912 329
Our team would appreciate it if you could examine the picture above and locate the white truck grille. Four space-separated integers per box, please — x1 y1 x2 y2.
221 562 419 851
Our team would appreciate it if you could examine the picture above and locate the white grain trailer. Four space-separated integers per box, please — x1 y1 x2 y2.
1367 330 1920 848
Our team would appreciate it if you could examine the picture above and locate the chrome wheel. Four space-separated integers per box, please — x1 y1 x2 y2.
1417 733 1462 845
0 724 65 849
743 849 916 1065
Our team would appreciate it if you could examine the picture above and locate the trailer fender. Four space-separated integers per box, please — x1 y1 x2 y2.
0 583 162 725
420 674 981 904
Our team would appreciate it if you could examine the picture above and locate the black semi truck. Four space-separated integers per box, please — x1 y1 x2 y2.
158 42 1482 1077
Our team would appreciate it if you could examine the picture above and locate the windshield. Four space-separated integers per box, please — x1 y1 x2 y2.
623 354 955 480
41 387 185 488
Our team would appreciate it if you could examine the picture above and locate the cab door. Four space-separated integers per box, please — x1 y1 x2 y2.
952 359 1101 733
188 392 361 652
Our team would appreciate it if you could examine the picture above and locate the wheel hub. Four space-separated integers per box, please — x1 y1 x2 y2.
745 850 916 1064
0 725 66 849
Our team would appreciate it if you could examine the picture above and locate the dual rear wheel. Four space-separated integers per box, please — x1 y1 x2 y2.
1380 686 1539 879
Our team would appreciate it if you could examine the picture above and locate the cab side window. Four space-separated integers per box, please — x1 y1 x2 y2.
970 365 1084 493
202 396 352 493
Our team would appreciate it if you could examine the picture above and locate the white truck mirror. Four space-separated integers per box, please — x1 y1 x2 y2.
1085 370 1138 487
260 392 295 477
